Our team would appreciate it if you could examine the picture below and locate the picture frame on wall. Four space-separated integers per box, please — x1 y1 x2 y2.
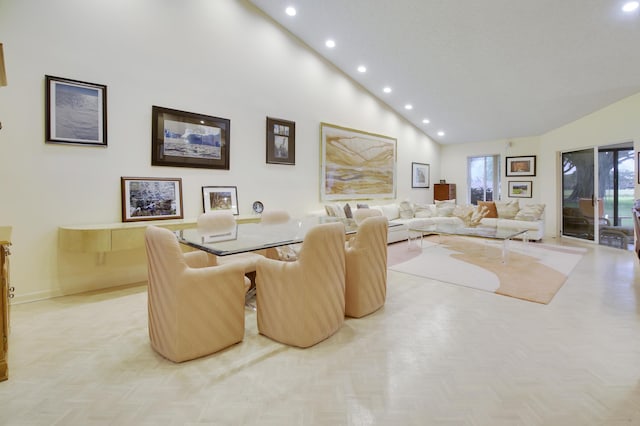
411 162 430 188
202 186 239 215
45 75 107 146
151 106 230 169
266 117 295 165
508 180 533 198
121 177 183 222
320 122 397 201
506 155 536 177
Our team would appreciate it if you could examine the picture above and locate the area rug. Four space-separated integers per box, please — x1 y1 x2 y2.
388 236 586 304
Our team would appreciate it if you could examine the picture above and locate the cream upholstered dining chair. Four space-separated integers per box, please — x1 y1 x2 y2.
353 207 383 225
144 225 248 362
255 222 346 348
344 216 389 318
197 211 264 274
260 209 299 261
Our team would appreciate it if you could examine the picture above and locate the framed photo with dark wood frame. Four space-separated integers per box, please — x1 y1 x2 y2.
411 162 430 188
121 177 183 222
152 106 230 169
202 186 239 215
45 75 107 146
508 180 533 198
506 155 536 177
266 117 295 165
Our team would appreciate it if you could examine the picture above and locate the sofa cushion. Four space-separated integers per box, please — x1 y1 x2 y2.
325 203 346 218
514 203 545 221
435 200 456 217
375 203 400 220
399 201 414 219
478 201 498 218
495 200 519 219
413 202 436 218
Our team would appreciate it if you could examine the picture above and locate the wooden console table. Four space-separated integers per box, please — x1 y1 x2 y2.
59 216 260 253
1 226 12 381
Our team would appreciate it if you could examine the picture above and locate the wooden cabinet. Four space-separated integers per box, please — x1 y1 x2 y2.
1 226 12 382
434 183 456 201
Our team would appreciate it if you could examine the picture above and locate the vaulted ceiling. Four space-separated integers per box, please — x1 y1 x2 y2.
248 0 640 144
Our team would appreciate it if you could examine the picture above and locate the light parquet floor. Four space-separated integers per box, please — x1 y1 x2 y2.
2 239 640 425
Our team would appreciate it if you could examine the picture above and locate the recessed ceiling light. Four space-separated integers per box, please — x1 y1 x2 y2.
622 1 639 12
357 65 367 73
285 6 297 16
422 119 430 124
437 131 445 137
404 104 413 110
325 39 336 48
383 87 392 94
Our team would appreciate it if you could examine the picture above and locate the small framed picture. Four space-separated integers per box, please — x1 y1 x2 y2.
45 75 107 146
202 186 239 215
152 106 230 169
506 155 536 177
266 117 295 165
508 180 533 198
121 177 183 222
411 162 430 188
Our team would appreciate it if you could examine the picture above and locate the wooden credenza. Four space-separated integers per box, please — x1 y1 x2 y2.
1 226 12 382
434 183 456 201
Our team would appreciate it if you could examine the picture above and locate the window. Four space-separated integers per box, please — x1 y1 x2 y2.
467 155 500 205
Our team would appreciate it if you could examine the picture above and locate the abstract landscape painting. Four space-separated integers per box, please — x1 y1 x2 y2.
320 123 396 200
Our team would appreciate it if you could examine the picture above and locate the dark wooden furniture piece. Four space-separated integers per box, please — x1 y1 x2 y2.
434 183 456 201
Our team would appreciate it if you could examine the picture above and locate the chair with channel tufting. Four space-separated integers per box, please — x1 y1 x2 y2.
344 216 389 318
144 225 248 362
255 222 346 348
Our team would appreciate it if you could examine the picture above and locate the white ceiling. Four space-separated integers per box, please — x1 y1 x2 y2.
247 0 640 144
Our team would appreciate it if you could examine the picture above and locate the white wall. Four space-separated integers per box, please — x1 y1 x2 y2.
0 0 440 302
441 136 541 204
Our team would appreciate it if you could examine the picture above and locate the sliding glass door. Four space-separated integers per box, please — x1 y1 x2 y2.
561 148 599 242
561 143 634 248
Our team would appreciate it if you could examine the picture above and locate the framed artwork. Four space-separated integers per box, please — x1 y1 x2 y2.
266 117 295 165
508 180 533 198
151 106 230 169
411 162 430 188
506 155 536 177
202 186 239 215
121 177 183 222
45 75 107 146
637 152 640 184
320 122 397 201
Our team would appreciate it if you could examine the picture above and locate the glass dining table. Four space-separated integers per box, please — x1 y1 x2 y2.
175 215 361 256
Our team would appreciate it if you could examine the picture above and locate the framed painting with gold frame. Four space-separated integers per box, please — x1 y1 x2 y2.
320 122 397 201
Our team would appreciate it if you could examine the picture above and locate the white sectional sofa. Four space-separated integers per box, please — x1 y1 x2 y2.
314 200 545 244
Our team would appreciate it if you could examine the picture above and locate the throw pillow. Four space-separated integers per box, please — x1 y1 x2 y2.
515 203 545 221
435 200 456 217
324 203 345 218
478 201 498 218
495 200 520 219
356 203 369 209
399 201 414 219
343 203 353 219
413 202 435 218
